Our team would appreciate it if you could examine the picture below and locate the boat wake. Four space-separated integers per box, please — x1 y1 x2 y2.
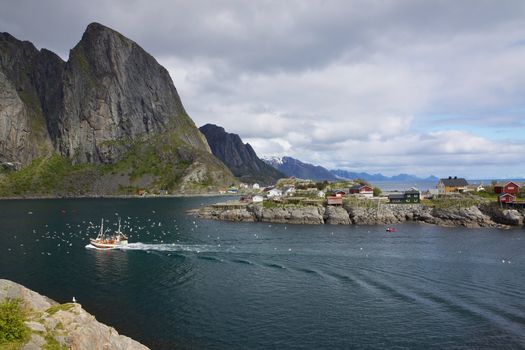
85 242 218 253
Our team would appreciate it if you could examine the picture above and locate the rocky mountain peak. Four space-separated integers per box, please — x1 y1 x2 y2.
199 123 284 184
0 24 235 194
58 22 200 163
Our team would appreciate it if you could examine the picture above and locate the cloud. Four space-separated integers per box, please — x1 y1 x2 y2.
2 0 525 177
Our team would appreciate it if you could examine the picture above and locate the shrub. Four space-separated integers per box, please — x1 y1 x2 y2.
0 298 29 344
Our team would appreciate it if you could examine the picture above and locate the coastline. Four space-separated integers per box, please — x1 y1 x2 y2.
192 201 525 229
0 192 238 201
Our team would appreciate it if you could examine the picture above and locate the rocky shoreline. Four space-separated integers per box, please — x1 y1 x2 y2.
0 192 236 200
0 279 148 350
194 202 525 228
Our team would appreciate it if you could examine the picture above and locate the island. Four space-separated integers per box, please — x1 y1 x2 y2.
192 178 525 228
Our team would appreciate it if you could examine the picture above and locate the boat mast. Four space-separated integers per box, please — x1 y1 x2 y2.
97 219 104 240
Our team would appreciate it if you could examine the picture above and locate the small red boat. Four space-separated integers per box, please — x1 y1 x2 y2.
386 227 396 232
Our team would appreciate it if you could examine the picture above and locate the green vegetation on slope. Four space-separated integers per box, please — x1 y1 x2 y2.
0 154 98 196
0 298 30 347
45 303 75 316
0 127 235 197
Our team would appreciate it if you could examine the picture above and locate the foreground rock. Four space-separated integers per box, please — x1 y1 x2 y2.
0 279 148 350
194 202 525 228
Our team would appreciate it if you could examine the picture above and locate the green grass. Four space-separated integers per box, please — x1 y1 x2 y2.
0 298 30 346
0 155 99 196
43 332 67 350
474 191 498 200
0 121 235 197
423 194 488 209
45 303 75 316
263 200 281 209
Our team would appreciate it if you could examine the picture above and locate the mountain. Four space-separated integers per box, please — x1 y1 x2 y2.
199 124 284 184
331 169 438 182
261 155 438 182
262 156 338 181
0 23 235 196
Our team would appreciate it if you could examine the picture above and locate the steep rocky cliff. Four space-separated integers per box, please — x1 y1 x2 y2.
199 123 284 184
0 23 235 195
0 33 60 165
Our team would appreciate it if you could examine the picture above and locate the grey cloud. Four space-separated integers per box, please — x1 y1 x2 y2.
2 0 525 177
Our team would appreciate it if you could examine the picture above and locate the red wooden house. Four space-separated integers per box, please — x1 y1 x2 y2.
333 190 347 197
498 193 516 203
494 181 520 195
349 185 374 198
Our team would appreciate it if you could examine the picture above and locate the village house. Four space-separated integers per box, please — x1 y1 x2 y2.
494 181 520 195
327 196 343 206
498 193 516 204
348 185 373 198
282 185 296 196
252 183 260 190
317 190 326 198
228 187 238 194
240 195 252 203
267 188 283 198
388 188 421 204
252 195 264 203
437 177 469 194
332 189 347 197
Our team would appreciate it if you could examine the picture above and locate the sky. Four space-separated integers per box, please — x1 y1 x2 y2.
1 0 525 178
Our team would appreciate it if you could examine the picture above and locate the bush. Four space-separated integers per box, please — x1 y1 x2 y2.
0 298 29 344
373 187 381 197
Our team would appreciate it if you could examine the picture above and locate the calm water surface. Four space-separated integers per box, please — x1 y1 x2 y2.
1 197 524 349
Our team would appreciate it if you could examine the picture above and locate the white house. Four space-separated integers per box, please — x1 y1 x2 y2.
317 190 326 198
267 188 283 198
283 186 296 196
252 195 264 203
252 183 260 190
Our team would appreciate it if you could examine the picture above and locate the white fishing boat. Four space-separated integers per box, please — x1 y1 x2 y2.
89 218 128 249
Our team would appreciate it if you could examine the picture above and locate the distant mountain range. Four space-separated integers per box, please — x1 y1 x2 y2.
331 169 439 182
262 156 438 182
262 156 338 181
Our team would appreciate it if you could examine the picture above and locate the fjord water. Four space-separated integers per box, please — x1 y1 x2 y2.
1 198 524 349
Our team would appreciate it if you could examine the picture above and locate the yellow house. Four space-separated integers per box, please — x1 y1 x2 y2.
437 177 469 194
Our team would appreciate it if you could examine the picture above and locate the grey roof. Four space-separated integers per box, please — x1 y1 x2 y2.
388 194 405 199
439 178 468 187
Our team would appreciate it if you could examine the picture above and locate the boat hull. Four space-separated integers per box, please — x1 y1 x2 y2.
89 240 127 250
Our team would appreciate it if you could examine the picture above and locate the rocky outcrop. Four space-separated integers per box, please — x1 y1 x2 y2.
199 124 284 184
59 23 210 164
0 23 236 194
323 206 351 224
253 205 325 224
0 279 148 350
195 202 525 228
